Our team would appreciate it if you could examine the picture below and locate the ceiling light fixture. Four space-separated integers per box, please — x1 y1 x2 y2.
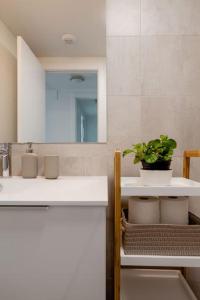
70 74 85 83
62 33 77 45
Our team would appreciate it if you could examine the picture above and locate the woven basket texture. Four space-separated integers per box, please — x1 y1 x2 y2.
122 209 200 256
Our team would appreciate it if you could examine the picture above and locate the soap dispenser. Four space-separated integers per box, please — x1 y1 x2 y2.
22 143 38 178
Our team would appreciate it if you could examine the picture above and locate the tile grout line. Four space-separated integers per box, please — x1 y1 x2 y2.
139 0 142 97
106 34 200 38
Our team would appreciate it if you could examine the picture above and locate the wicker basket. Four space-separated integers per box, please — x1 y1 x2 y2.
122 209 200 256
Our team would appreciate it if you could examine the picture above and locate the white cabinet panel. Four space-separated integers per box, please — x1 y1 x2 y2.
0 206 106 300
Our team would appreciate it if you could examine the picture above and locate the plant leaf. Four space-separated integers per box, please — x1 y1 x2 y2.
148 139 160 149
134 155 141 164
144 153 158 164
160 135 168 141
122 149 134 157
168 139 177 149
123 135 177 165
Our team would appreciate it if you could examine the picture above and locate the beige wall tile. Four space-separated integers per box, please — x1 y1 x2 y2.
108 96 141 141
107 0 140 36
141 96 181 146
107 37 141 95
59 157 85 176
141 36 182 96
12 143 109 159
170 156 183 177
181 36 200 96
142 35 200 97
83 156 108 176
141 0 200 35
190 159 200 182
141 96 200 155
121 156 140 177
11 144 109 176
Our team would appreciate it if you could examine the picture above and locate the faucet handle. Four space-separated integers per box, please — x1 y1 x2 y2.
0 143 10 176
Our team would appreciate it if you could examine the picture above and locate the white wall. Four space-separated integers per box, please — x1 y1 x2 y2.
46 89 76 143
17 37 45 143
46 87 97 143
0 20 17 142
85 115 97 142
39 57 107 143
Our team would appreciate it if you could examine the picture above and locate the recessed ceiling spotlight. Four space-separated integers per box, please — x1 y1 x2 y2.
62 33 76 45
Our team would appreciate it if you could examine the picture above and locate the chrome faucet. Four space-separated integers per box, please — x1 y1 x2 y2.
0 143 12 177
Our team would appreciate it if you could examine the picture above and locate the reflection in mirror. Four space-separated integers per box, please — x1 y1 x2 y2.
46 71 98 143
0 0 106 143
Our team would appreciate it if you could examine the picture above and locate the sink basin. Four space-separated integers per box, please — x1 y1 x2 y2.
0 176 108 206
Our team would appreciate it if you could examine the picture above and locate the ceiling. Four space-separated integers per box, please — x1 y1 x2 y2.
0 0 106 57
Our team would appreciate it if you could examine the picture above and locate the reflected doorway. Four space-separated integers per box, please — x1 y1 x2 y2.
76 98 97 142
46 71 98 143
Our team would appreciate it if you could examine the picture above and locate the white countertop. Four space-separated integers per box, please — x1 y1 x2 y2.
0 176 108 206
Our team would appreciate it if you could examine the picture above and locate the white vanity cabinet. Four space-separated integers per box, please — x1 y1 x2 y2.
0 177 108 300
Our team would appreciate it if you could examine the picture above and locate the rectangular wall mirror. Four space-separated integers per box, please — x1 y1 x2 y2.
46 71 98 143
0 0 106 143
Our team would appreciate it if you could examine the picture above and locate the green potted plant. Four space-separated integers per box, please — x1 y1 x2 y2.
123 135 177 185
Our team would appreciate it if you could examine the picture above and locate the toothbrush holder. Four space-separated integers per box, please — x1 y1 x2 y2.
44 155 59 179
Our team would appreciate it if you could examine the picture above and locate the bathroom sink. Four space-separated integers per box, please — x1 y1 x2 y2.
0 176 108 206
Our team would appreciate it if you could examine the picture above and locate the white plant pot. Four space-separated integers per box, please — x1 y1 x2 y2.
140 169 173 186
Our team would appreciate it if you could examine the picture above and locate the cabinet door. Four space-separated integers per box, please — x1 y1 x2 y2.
0 206 106 300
